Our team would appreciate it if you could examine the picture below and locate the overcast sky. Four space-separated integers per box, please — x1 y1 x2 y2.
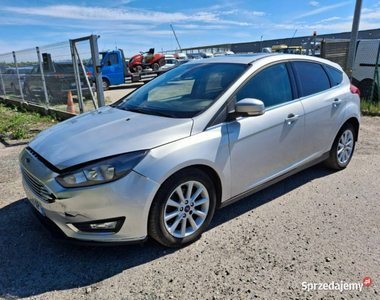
1 0 380 58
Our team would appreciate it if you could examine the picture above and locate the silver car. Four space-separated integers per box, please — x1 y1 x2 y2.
19 54 361 247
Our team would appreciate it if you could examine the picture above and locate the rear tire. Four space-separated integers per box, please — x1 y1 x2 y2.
149 168 216 247
11 84 17 95
23 84 32 100
324 123 356 170
134 65 143 73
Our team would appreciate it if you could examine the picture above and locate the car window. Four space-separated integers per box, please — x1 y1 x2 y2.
116 63 248 118
31 65 39 74
236 63 293 108
293 62 331 97
108 53 118 65
325 66 343 86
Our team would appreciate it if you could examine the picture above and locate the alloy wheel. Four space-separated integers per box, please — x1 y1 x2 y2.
337 129 354 164
164 181 210 238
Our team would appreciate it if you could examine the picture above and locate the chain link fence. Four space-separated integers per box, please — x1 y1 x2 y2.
351 39 380 104
0 40 97 115
321 38 380 105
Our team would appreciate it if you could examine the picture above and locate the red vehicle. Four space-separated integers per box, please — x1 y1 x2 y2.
128 48 165 73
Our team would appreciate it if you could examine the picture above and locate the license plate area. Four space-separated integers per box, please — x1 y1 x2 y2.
70 82 84 87
29 197 45 216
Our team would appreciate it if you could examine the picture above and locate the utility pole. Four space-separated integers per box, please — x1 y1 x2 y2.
170 24 182 52
346 0 362 79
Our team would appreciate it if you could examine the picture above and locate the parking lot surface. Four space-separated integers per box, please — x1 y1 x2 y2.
0 116 379 300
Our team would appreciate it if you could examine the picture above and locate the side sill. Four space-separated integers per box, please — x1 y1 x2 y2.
219 151 330 209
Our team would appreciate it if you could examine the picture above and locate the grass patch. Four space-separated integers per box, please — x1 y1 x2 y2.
0 103 59 140
360 99 380 113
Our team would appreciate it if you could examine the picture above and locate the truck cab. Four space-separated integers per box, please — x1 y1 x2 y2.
87 49 129 90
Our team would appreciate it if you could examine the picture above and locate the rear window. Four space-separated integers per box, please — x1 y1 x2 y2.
19 68 32 74
293 62 331 97
55 63 85 74
326 66 343 86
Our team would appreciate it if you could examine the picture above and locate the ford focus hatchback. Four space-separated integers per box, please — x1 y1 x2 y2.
20 54 361 247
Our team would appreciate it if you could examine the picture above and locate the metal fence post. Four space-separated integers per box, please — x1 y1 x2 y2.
0 69 6 98
89 35 105 107
73 44 98 109
69 40 84 113
36 47 50 109
12 51 25 102
346 0 363 79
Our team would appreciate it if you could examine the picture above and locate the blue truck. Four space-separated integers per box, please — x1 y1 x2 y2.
87 49 167 90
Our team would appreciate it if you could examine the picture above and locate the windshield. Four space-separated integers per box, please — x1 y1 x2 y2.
115 63 248 118
87 53 106 66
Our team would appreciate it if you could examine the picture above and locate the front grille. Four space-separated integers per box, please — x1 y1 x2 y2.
21 167 56 203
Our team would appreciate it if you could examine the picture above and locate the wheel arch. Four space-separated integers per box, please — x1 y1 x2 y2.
186 164 223 209
102 76 110 84
149 164 223 211
344 117 360 141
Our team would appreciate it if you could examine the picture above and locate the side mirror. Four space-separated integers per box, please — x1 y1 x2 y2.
107 61 112 66
235 98 265 116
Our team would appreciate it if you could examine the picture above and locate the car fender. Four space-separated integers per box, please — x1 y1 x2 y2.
327 93 361 150
134 124 232 220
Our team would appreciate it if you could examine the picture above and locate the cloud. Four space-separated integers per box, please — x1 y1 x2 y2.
243 10 266 16
0 5 252 26
317 17 341 23
362 8 380 19
176 24 229 29
361 8 373 13
294 2 350 19
309 1 319 6
274 20 380 32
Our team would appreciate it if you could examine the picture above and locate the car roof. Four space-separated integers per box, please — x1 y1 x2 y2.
184 53 342 70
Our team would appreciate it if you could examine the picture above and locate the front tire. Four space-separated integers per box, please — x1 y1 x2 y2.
149 168 216 247
151 62 159 71
324 123 356 170
102 78 110 91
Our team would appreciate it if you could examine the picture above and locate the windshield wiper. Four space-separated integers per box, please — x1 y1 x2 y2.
118 106 176 118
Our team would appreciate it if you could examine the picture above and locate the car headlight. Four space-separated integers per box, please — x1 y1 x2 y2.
56 150 147 188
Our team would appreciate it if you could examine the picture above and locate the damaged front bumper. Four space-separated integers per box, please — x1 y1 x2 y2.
19 147 160 244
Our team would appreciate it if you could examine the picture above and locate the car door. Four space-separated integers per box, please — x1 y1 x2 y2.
101 53 124 85
227 62 305 197
291 61 346 159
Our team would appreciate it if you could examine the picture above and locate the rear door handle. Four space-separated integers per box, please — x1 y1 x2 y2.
333 98 342 107
285 113 299 125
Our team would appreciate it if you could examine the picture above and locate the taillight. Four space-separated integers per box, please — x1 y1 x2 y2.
350 83 361 98
20 76 24 80
86 71 92 76
54 74 65 79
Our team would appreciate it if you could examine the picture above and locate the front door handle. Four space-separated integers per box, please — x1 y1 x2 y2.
285 113 299 125
333 98 342 107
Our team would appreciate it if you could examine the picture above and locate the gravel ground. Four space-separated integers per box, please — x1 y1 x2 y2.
0 116 379 300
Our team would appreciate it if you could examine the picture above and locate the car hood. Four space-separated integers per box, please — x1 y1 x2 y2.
29 106 193 170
